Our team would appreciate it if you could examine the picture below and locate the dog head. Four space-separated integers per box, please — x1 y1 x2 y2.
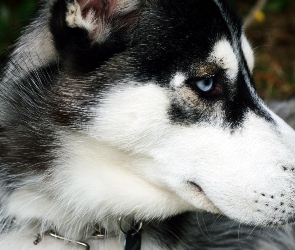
4 0 295 229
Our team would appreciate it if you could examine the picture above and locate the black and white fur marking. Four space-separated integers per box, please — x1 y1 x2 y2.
1 0 295 249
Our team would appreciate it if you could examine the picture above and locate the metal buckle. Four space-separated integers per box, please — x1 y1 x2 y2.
33 224 119 249
34 231 90 250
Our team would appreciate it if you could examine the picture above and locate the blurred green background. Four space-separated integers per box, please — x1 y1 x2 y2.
0 0 294 100
0 0 38 53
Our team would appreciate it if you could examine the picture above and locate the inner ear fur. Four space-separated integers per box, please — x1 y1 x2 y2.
65 0 140 42
49 0 140 72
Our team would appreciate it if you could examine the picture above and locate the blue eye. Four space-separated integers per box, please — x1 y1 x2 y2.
186 76 222 97
195 78 214 92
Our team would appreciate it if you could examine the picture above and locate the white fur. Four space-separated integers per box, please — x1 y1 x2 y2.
210 39 239 80
66 2 111 42
171 73 186 88
53 134 195 219
84 84 295 226
241 35 255 72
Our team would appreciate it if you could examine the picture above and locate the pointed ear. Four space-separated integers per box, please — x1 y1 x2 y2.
65 0 140 42
50 0 141 71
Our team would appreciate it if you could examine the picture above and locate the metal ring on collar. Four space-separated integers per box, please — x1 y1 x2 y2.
118 217 143 236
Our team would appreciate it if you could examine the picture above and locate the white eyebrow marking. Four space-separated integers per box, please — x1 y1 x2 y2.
241 34 255 72
210 39 239 80
170 73 186 88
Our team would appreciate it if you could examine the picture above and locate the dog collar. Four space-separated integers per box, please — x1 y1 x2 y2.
33 218 143 250
34 229 117 250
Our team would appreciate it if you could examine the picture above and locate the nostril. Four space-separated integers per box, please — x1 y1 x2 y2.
281 166 295 172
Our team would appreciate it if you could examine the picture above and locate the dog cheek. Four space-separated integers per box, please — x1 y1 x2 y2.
88 84 171 152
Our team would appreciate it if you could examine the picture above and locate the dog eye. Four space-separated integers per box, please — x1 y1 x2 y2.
195 78 214 92
187 77 214 93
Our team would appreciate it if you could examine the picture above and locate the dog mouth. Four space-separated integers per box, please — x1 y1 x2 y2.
188 181 203 192
187 181 221 213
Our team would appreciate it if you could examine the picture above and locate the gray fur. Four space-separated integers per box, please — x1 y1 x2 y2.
268 99 295 129
147 212 295 250
0 0 56 116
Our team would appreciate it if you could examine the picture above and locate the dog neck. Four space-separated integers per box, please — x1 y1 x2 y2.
1 203 194 250
12 216 143 249
33 218 143 250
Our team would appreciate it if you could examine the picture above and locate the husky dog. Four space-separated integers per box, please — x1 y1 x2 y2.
1 0 295 249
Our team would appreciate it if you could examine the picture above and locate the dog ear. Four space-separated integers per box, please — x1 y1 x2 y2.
50 0 140 71
50 0 139 49
65 0 140 42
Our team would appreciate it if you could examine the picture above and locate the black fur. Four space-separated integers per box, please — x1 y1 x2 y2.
0 64 58 183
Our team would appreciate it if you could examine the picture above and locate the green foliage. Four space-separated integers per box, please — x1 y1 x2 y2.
0 0 37 56
265 0 291 12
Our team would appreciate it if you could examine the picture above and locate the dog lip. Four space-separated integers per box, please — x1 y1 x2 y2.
187 182 221 214
188 181 203 192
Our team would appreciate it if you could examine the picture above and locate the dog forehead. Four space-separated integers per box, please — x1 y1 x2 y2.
134 0 243 73
158 0 242 36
